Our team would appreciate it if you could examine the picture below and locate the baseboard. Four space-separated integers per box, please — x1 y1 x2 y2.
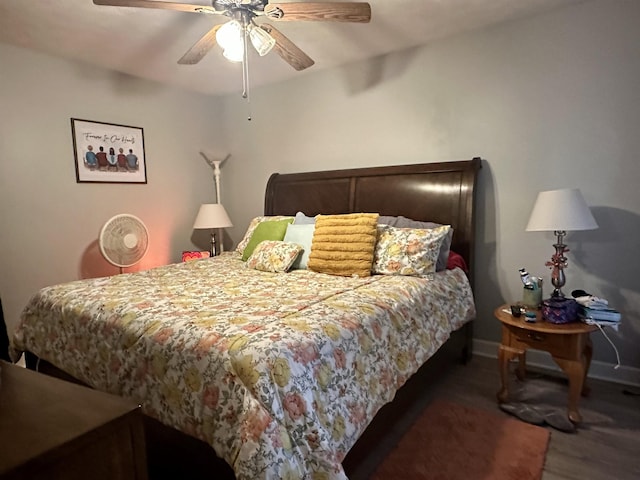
473 339 640 388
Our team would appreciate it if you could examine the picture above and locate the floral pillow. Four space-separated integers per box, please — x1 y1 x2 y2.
373 224 451 276
235 215 294 254
245 241 303 273
378 216 453 272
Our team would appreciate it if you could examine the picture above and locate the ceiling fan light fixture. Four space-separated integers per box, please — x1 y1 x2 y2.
93 1 372 72
249 24 275 56
222 45 244 62
216 20 243 51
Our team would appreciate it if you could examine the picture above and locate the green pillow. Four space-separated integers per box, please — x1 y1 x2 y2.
241 218 294 261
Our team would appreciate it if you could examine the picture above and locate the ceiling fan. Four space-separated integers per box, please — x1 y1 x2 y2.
92 1 372 72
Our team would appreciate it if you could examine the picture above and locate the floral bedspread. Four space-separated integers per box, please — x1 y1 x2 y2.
11 252 475 480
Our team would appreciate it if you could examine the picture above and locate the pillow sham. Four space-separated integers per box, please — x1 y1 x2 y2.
241 218 294 261
373 224 451 276
236 215 294 254
378 215 453 272
307 213 379 277
283 223 315 269
245 241 303 273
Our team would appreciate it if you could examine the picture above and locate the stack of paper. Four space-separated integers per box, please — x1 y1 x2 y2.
579 306 621 323
574 293 621 327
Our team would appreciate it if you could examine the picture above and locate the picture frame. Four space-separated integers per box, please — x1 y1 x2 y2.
71 118 147 184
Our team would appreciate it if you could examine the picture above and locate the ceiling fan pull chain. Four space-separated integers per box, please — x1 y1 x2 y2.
241 17 250 101
242 25 252 120
241 50 249 100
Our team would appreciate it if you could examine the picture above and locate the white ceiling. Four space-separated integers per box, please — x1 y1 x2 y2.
0 0 583 96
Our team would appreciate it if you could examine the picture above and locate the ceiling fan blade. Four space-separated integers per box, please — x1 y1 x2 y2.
93 0 218 15
178 24 222 65
260 24 314 71
265 2 371 23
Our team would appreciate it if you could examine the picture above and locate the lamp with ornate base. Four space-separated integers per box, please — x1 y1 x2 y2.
526 188 598 298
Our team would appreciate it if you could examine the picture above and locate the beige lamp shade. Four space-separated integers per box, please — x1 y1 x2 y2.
193 204 233 229
526 188 598 232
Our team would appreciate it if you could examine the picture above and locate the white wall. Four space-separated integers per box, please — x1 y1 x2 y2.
220 0 640 375
0 43 225 334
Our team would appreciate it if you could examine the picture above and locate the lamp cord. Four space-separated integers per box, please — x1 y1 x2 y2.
586 320 621 369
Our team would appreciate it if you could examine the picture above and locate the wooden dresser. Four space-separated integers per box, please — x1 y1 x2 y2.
0 361 147 480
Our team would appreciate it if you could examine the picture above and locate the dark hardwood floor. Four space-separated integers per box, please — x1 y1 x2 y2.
349 354 640 480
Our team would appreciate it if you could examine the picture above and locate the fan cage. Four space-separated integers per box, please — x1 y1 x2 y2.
99 214 149 268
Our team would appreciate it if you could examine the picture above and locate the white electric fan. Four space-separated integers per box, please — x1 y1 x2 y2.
99 214 149 273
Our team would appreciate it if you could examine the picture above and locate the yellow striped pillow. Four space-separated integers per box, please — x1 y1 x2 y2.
307 213 379 277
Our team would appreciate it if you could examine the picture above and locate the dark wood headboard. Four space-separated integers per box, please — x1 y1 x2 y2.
264 158 482 283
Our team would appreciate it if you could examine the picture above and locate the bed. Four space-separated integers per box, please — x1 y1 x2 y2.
11 158 481 480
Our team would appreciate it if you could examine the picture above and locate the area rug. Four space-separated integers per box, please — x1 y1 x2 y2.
371 399 550 480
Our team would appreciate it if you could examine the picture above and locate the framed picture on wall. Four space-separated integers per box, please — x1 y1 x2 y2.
71 118 147 184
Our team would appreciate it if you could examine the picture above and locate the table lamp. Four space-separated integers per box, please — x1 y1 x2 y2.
193 203 233 257
526 188 598 297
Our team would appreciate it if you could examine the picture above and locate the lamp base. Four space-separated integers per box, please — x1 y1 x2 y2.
209 230 217 257
546 230 569 298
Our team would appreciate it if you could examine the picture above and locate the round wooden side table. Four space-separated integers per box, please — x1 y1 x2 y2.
495 304 597 423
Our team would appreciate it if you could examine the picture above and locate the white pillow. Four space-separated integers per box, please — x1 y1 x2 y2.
283 223 315 269
294 211 317 225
